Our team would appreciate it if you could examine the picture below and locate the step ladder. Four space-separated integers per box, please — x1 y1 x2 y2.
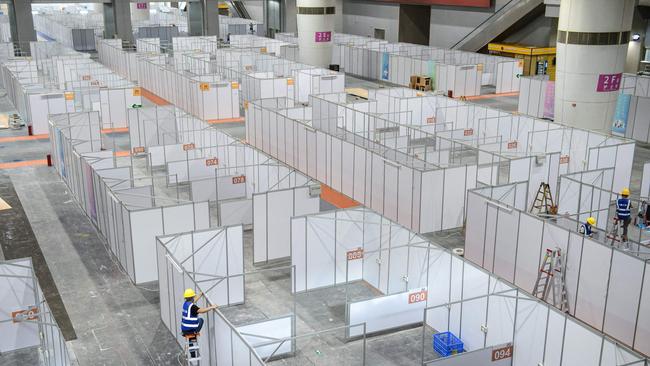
606 218 621 246
530 183 557 216
532 248 570 313
184 334 201 365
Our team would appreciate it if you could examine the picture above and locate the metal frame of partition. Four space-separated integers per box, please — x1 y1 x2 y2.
420 289 648 366
290 207 650 365
465 181 650 356
157 230 371 365
0 259 71 366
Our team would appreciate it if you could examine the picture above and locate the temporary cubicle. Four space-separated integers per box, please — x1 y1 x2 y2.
465 181 650 356
136 51 241 121
290 207 648 365
331 36 522 96
247 97 480 234
0 258 72 365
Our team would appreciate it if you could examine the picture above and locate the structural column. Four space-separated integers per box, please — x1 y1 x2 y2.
8 0 36 54
296 0 338 67
554 0 635 132
103 0 134 44
187 0 220 37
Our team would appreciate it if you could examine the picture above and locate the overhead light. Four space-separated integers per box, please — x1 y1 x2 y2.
79 9 88 15
632 33 641 41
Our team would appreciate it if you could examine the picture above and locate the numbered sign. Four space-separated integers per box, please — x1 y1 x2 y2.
182 143 196 151
132 146 145 154
426 117 435 124
559 155 570 164
597 73 622 92
287 78 294 86
260 47 267 54
231 82 239 89
491 344 513 361
82 75 91 81
346 248 364 261
507 141 518 149
408 289 428 304
314 31 332 42
199 82 210 92
477 63 484 72
463 128 474 136
205 158 219 166
132 87 142 96
12 307 39 323
64 92 75 101
232 175 246 184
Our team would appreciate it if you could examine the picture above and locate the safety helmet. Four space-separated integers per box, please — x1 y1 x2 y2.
621 188 630 196
587 217 596 226
183 288 196 298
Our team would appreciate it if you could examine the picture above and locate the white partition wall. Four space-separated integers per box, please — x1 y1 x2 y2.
292 68 345 103
156 228 265 366
464 182 650 356
517 76 554 119
246 98 480 234
423 289 646 366
253 185 320 264
0 259 72 365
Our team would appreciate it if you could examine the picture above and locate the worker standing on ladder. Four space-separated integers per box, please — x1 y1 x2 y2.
579 217 596 237
181 289 217 336
617 188 633 243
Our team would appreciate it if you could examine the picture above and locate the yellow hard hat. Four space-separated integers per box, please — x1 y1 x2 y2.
587 217 596 225
183 289 196 298
621 188 630 196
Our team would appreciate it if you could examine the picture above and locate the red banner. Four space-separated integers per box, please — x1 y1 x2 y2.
376 0 490 7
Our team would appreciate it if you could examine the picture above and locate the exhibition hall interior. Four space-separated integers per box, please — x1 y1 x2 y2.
2 0 650 365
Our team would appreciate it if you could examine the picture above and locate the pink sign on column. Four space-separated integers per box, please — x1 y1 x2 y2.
543 80 555 119
315 31 332 43
136 2 148 9
596 73 622 92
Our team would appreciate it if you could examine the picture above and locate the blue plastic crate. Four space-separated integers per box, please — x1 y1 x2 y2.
433 332 464 357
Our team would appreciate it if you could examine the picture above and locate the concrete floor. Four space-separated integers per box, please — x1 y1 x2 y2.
2 79 650 365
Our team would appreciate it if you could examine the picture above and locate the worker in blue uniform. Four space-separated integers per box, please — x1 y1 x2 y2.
579 217 596 237
616 188 632 243
181 289 217 336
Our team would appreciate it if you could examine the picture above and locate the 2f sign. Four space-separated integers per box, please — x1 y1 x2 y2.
491 344 513 361
597 73 622 92
408 289 427 304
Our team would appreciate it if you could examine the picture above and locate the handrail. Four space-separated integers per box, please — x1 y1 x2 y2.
450 0 519 50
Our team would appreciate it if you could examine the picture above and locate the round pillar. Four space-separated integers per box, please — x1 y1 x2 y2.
554 0 635 132
296 0 336 67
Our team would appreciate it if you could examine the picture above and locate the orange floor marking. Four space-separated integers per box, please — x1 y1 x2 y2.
206 117 245 124
101 127 129 134
463 91 520 101
141 88 171 106
0 134 49 143
320 184 360 208
114 150 131 157
0 159 48 169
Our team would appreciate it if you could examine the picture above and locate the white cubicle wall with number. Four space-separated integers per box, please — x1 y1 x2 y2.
288 207 646 366
0 258 72 366
247 97 479 234
465 181 650 357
